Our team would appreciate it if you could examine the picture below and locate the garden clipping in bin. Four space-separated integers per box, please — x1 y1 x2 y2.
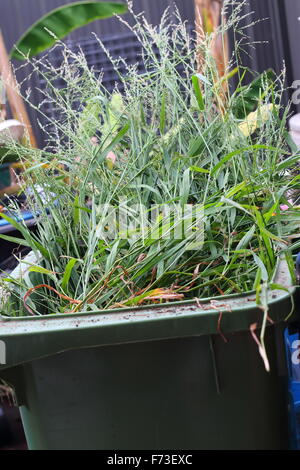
0 0 299 450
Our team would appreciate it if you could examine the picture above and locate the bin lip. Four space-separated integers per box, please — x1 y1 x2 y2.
0 256 296 332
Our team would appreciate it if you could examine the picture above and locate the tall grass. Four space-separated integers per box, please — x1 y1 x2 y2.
1 1 300 317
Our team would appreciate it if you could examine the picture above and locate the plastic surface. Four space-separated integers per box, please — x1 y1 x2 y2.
289 114 300 133
285 327 300 448
289 381 300 449
0 211 35 234
0 258 298 449
0 164 11 190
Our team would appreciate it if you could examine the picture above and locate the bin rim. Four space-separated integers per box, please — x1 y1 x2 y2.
0 256 297 369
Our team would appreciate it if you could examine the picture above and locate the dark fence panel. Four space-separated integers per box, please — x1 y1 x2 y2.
1 0 195 51
1 0 195 145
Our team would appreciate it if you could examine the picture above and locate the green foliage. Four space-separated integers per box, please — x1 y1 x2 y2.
232 69 276 119
11 1 128 60
1 3 300 317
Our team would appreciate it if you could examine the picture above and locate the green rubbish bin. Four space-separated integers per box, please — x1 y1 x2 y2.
0 258 298 450
0 163 12 190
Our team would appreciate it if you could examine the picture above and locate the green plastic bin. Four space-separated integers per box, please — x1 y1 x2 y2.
0 258 298 450
0 163 12 190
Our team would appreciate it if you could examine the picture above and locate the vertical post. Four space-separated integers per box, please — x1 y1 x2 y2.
0 340 6 365
194 0 228 79
0 30 37 147
0 77 6 121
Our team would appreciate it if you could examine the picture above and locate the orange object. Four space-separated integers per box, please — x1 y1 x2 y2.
194 0 229 111
24 284 81 315
0 30 37 147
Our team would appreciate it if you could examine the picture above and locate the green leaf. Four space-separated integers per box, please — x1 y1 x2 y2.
61 258 79 291
253 267 262 291
187 135 206 158
235 226 256 251
269 283 291 292
73 195 80 227
253 254 269 282
180 168 190 206
189 166 210 174
73 205 92 214
284 251 297 285
105 240 120 275
276 153 300 172
23 162 49 174
28 266 55 275
232 69 275 119
0 147 18 164
159 92 166 134
0 234 31 247
212 145 281 176
192 75 204 111
29 241 51 260
253 209 275 265
219 67 239 84
11 2 128 60
186 122 222 159
220 197 252 216
0 213 51 259
223 181 247 199
260 227 286 244
95 122 130 163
